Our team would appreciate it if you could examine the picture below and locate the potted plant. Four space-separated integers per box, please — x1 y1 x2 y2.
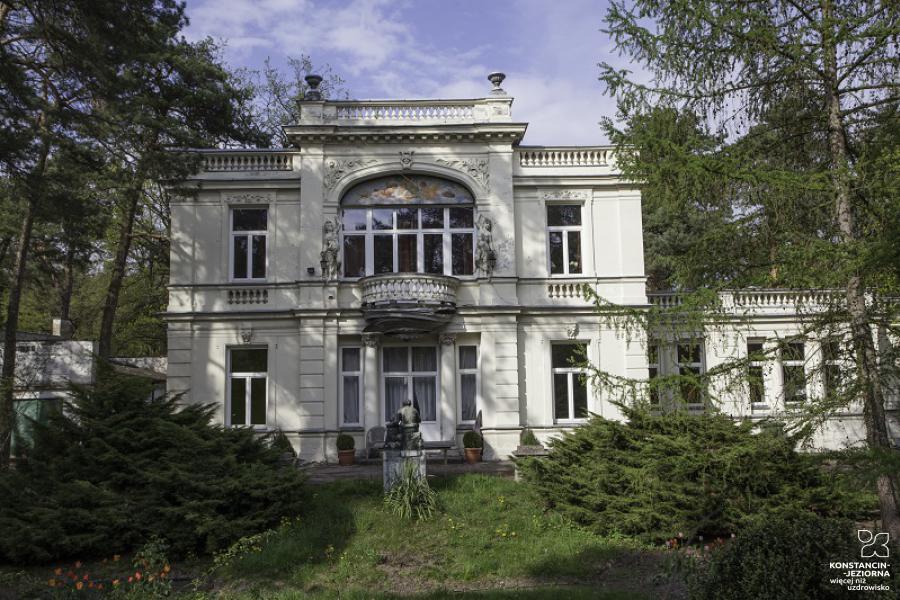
336 433 356 466
462 431 483 464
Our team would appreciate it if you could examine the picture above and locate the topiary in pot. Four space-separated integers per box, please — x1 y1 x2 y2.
462 431 483 464
336 433 355 466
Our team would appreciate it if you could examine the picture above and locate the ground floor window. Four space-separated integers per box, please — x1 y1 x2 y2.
552 343 588 421
383 346 437 422
458 345 478 421
341 347 362 426
781 340 807 406
11 398 62 456
228 347 267 426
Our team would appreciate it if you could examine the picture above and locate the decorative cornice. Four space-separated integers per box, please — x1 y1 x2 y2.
222 191 275 204
324 158 379 191
543 190 589 201
435 158 490 192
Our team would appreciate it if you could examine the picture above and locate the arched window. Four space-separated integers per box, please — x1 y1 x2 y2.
341 174 475 278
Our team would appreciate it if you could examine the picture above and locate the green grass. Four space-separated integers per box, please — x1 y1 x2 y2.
206 474 664 598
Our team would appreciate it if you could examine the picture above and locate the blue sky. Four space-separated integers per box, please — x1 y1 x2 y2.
182 0 623 145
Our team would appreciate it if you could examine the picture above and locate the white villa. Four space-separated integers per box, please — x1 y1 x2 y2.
166 74 898 462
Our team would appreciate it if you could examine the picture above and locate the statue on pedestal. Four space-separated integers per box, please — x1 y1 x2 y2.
384 398 422 451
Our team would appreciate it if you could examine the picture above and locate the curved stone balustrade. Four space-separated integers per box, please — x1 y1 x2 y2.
360 273 459 306
202 152 293 172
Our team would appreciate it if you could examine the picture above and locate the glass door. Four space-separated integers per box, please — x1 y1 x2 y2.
382 346 440 440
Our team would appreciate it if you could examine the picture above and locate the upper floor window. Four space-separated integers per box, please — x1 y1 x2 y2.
341 175 475 278
821 338 844 397
552 342 588 421
647 343 660 407
228 347 267 426
547 205 582 275
231 208 267 280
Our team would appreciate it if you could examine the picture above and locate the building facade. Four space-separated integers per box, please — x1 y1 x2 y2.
166 76 898 461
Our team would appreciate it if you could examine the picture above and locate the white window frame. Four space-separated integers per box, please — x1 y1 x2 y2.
546 203 583 276
781 340 808 407
226 346 268 428
647 342 660 407
675 339 706 410
340 206 475 279
229 207 268 282
340 346 363 427
551 341 589 423
821 337 845 398
747 338 768 412
457 345 479 423
381 345 440 423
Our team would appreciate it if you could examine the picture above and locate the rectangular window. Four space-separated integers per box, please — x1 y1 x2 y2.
747 340 767 409
551 343 588 421
822 338 843 397
459 345 478 422
229 348 267 426
383 347 438 423
341 347 362 426
231 208 267 280
340 206 474 277
676 341 705 407
547 204 582 275
647 343 660 406
782 341 807 405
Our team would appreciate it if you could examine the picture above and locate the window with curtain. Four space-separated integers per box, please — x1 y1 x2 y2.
547 204 582 275
382 346 438 422
341 347 362 425
458 345 478 422
551 343 588 421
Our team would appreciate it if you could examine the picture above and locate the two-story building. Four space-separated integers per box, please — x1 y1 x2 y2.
166 74 898 461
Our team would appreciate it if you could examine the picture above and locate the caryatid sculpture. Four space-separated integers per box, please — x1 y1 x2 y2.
321 216 341 280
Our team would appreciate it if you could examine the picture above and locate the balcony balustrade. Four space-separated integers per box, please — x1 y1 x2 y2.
358 273 460 337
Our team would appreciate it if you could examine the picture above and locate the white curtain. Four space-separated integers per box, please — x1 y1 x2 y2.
385 376 407 420
413 376 436 421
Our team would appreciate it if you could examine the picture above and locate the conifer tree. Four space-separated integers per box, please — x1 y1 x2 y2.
599 0 899 540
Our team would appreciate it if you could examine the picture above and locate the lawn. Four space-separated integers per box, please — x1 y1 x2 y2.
1 474 680 599
201 474 675 599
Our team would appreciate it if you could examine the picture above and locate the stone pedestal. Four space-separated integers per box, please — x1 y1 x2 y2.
383 449 426 491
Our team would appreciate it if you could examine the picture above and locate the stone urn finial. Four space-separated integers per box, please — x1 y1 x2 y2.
488 72 506 95
304 74 323 100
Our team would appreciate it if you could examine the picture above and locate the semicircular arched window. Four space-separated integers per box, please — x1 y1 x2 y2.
341 175 475 278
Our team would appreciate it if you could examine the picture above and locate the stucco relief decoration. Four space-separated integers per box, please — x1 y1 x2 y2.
342 174 474 206
362 332 380 348
223 191 275 204
435 158 490 192
399 151 415 170
239 327 253 343
475 214 495 277
440 334 457 346
321 216 341 280
566 324 579 339
542 190 588 202
323 158 378 191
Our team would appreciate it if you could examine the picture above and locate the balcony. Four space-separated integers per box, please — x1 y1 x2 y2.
358 273 460 338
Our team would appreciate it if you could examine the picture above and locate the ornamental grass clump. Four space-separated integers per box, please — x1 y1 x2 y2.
384 462 437 521
518 406 870 543
0 368 306 563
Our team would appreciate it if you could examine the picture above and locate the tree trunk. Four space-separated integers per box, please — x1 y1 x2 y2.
97 180 142 358
0 119 50 468
822 5 900 544
59 242 75 321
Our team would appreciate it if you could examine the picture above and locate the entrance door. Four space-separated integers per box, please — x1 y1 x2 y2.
382 346 440 440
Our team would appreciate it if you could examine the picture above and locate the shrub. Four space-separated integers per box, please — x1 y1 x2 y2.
269 429 296 457
519 428 540 447
0 369 306 563
463 431 483 449
688 512 898 599
518 407 868 542
384 462 437 520
336 433 355 451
